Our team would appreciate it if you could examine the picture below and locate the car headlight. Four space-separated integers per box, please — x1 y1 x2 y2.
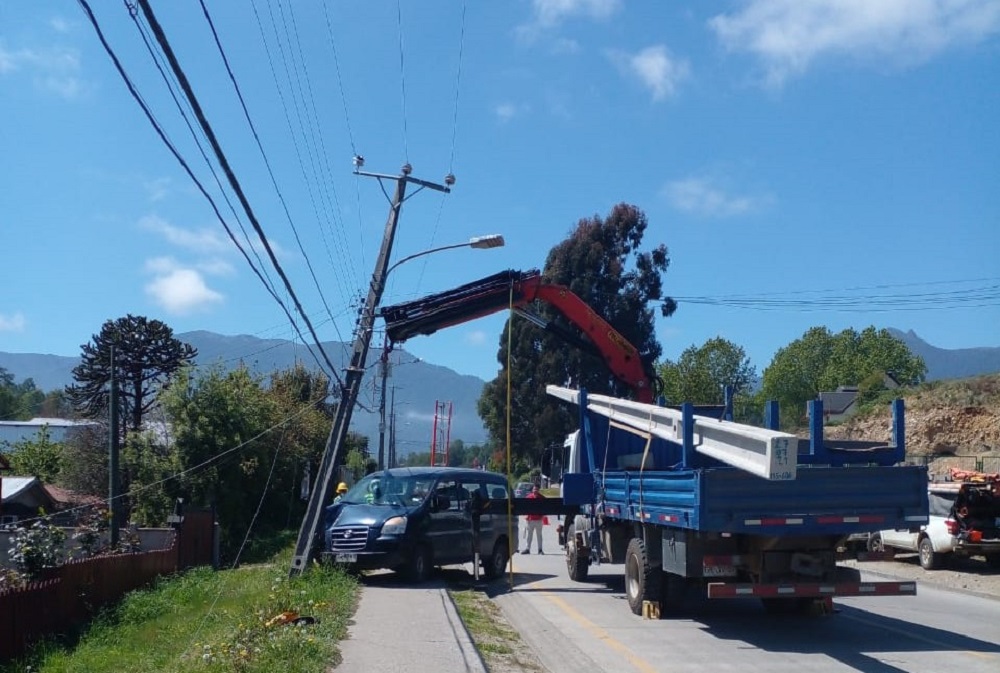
382 516 407 536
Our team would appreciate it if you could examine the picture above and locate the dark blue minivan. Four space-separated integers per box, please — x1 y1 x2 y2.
322 467 517 582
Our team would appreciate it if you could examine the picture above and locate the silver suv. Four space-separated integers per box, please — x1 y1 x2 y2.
870 481 1000 569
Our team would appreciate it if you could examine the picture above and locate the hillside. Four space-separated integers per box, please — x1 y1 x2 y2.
888 328 1000 380
824 374 1000 478
0 331 490 454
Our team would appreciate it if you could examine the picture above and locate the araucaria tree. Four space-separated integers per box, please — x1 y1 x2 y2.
478 203 676 464
67 314 197 434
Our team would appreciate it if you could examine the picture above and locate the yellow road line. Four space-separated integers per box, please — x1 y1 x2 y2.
843 611 996 661
541 592 659 673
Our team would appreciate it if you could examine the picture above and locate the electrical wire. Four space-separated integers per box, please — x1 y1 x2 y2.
128 4 278 299
197 0 347 344
319 0 365 270
396 0 409 163
77 0 331 381
135 0 345 387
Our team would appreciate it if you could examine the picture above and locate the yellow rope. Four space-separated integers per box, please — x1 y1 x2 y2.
506 281 515 589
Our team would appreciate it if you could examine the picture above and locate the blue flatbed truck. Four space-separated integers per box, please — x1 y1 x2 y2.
551 386 929 616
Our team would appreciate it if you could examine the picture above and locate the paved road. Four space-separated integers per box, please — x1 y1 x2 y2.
493 551 1000 673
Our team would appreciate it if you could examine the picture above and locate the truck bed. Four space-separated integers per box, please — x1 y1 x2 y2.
598 464 929 536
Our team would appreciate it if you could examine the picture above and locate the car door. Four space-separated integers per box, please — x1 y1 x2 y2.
460 479 490 557
428 479 470 564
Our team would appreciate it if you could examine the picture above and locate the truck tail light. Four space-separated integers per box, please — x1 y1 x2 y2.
968 529 983 543
945 519 960 535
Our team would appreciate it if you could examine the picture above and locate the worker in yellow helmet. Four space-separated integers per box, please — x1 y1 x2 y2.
333 482 348 504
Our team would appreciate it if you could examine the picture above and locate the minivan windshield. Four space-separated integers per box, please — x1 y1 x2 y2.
341 473 436 506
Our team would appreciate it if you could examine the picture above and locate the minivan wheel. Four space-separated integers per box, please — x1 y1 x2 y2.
918 537 942 570
404 544 433 583
483 539 509 580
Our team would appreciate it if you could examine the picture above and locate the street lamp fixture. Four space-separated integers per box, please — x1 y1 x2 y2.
386 234 505 276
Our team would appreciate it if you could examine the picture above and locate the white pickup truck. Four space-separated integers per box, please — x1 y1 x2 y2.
869 481 1000 569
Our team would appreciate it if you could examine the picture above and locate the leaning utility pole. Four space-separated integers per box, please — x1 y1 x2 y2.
289 162 453 576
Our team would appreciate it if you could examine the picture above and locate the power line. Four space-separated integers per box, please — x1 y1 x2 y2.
77 0 320 378
133 0 345 387
197 0 348 346
318 2 366 271
129 6 279 299
396 0 409 163
247 0 357 310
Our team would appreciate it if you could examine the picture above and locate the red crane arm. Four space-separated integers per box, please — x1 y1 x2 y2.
379 269 655 402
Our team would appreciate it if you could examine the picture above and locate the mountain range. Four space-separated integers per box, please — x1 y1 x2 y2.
2 328 998 455
0 330 492 457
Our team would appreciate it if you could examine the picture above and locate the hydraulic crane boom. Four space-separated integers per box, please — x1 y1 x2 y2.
379 269 657 402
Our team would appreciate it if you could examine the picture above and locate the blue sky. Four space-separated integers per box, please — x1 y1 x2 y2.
2 0 998 387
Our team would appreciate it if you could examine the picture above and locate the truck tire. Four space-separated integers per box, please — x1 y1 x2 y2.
625 537 660 616
482 538 509 580
566 525 590 582
918 537 942 570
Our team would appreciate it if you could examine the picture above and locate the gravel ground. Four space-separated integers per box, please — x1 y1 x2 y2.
842 554 1000 600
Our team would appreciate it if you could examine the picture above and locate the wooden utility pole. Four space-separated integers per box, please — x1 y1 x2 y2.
289 163 452 576
377 336 390 470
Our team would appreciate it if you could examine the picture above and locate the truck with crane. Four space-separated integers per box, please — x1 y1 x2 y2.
380 269 929 615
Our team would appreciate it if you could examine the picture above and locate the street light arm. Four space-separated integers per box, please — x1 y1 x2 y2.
385 235 504 276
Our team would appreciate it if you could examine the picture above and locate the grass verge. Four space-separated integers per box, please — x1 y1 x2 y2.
3 548 358 673
449 586 543 673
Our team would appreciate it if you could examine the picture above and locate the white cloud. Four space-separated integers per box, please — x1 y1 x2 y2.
531 0 621 27
610 45 691 101
144 258 224 315
495 102 529 123
518 0 621 41
0 42 85 99
663 177 771 217
140 215 229 253
465 330 488 346
710 0 1000 87
50 17 73 34
0 312 26 332
143 177 172 202
551 37 581 54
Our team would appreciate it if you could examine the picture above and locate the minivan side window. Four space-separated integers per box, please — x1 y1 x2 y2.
487 482 508 500
434 479 466 511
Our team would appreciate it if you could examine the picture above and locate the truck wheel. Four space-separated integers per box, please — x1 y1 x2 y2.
918 537 942 570
483 538 509 580
625 537 660 616
566 526 590 582
403 544 433 583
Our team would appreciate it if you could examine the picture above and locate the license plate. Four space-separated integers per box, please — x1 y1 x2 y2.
703 566 737 577
335 553 357 563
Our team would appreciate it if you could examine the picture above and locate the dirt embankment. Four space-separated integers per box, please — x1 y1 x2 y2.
821 374 1000 478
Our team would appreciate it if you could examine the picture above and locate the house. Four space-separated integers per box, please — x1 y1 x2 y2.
1 476 58 526
0 417 99 451
813 373 902 424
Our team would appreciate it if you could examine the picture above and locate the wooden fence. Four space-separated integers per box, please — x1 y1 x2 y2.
0 512 214 661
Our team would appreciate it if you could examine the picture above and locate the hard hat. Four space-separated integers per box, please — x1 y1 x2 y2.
337 482 348 493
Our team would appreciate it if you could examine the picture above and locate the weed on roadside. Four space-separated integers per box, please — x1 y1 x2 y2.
449 586 544 673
